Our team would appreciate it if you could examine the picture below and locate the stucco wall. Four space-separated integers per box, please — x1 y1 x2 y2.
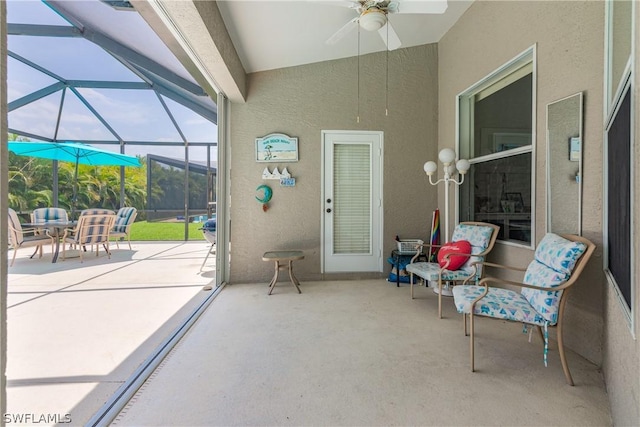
229 45 439 284
440 1 638 424
604 2 640 425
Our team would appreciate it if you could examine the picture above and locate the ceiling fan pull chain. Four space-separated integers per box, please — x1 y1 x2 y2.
385 21 389 117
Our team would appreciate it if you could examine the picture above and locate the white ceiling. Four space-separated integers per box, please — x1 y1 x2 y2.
216 0 474 74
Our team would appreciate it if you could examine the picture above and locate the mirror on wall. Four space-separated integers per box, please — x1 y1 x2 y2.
546 92 583 235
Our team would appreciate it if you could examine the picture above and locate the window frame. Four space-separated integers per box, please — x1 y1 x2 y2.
604 0 635 334
456 46 537 249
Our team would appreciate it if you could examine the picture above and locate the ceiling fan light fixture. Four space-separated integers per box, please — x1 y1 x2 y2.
359 8 387 31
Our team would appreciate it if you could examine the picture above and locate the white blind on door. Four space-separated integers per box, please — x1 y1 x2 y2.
333 144 371 254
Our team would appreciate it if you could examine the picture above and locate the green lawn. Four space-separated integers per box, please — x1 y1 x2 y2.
129 221 205 241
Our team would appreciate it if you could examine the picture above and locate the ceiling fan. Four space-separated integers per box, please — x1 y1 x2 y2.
326 0 448 50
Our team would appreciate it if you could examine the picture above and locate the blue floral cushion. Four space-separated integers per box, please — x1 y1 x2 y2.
407 224 496 283
520 234 586 323
533 233 586 276
452 285 549 326
450 224 495 273
406 262 475 282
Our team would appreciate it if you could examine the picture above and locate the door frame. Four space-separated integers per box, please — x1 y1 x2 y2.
320 130 384 273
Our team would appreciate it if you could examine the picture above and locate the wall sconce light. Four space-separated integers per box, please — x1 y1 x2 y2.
423 148 470 242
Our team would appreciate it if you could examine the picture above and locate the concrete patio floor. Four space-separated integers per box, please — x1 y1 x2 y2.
112 279 612 426
6 242 613 426
6 241 216 426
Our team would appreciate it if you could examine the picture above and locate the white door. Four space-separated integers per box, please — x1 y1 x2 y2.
322 131 383 272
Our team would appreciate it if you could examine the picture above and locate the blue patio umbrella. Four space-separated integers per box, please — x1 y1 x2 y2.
8 141 141 216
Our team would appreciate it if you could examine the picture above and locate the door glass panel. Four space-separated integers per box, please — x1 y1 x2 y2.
333 144 371 254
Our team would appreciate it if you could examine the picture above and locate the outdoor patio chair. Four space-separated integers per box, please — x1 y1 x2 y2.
452 233 596 385
31 207 69 223
80 208 116 216
111 207 137 249
74 209 116 251
406 221 500 318
30 207 69 236
62 213 116 262
8 208 55 266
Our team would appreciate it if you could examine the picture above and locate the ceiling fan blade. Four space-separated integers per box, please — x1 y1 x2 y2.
378 21 402 50
310 1 361 10
326 17 359 45
395 0 448 14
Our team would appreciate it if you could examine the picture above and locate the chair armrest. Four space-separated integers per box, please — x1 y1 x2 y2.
462 262 526 285
477 275 575 293
17 226 39 237
438 251 472 270
469 276 555 308
410 243 442 262
471 261 527 273
61 227 76 240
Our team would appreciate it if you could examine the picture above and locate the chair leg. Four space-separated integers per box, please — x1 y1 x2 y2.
438 277 443 319
410 273 414 299
463 313 468 336
470 312 476 372
127 235 132 250
10 249 17 266
557 319 574 386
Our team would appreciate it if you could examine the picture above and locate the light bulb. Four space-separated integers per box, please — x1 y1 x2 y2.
438 148 455 165
456 159 470 174
423 161 437 176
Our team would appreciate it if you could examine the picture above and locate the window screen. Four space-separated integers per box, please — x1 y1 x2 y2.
606 88 631 309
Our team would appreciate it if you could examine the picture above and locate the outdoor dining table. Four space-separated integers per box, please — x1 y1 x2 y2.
23 220 76 263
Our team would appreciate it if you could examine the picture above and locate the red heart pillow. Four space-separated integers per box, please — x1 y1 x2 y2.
437 240 472 270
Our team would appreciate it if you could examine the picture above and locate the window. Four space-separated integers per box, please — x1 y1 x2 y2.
605 84 632 312
604 0 634 329
457 48 535 247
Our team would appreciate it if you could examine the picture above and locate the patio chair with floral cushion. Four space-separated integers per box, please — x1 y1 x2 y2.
8 208 55 266
110 207 137 249
406 221 500 318
62 212 116 262
452 233 596 385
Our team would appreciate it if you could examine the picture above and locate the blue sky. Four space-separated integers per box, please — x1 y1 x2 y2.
7 0 218 163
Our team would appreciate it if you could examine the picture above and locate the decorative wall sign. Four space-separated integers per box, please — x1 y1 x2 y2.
262 167 296 187
256 133 298 162
262 167 291 180
569 136 581 161
280 177 296 187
